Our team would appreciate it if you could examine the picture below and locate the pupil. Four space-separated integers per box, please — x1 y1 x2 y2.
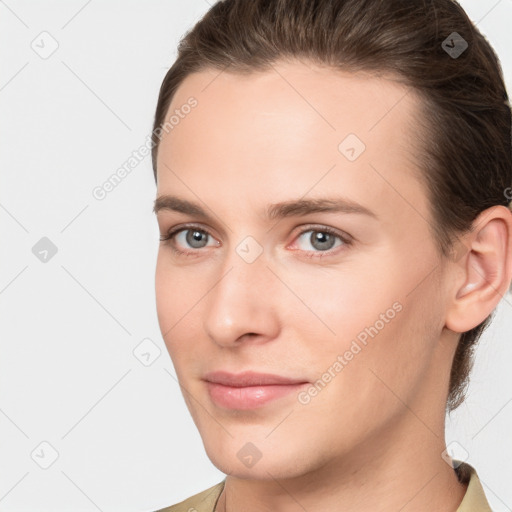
313 231 334 250
187 230 206 248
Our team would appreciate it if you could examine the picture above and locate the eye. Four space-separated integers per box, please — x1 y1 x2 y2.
292 226 351 257
159 225 219 255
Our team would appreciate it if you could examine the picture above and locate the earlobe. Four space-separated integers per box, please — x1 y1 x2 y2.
445 205 512 333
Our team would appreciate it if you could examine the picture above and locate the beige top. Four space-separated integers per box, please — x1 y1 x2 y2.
155 461 492 512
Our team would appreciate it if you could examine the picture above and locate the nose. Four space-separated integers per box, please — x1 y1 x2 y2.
202 242 281 348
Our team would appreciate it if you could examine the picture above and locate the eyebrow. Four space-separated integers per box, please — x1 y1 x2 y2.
153 194 377 221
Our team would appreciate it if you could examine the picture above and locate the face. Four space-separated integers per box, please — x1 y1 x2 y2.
154 60 454 481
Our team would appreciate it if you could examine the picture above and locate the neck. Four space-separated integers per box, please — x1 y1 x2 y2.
215 412 467 512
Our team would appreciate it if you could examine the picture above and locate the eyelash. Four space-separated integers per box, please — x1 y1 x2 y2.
159 223 353 259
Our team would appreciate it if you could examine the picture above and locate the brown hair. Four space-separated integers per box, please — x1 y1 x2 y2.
151 0 512 412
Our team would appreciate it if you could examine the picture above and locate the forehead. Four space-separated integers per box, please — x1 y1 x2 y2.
156 60 427 223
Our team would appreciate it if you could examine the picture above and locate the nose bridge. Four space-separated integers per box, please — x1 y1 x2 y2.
202 235 280 346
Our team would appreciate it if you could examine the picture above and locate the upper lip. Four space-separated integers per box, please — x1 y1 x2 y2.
203 370 308 387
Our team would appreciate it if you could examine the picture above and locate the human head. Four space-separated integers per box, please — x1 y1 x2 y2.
152 0 512 413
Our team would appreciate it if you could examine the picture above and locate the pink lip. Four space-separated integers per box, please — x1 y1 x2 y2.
204 370 308 387
203 371 309 410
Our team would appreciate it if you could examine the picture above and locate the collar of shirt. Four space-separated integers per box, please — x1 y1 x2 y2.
454 460 492 512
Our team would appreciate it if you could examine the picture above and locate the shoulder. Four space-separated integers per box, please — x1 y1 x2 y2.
154 480 225 512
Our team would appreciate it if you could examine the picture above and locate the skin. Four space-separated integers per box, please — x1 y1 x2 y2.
154 60 512 512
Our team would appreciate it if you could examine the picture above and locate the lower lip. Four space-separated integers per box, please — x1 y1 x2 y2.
206 381 309 410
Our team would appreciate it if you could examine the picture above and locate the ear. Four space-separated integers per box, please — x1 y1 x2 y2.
445 205 512 333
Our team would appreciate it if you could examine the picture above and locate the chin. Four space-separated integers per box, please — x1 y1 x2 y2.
203 437 314 482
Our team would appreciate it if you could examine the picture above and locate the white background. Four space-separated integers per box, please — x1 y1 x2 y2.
1 1 511 511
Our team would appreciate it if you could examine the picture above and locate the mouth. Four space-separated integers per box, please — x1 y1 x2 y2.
203 370 310 410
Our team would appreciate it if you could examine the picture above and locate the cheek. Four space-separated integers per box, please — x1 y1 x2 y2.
154 253 216 376
155 253 200 315
155 254 174 330
294 294 437 444
154 253 195 348
277 258 396 347
285 255 438 401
